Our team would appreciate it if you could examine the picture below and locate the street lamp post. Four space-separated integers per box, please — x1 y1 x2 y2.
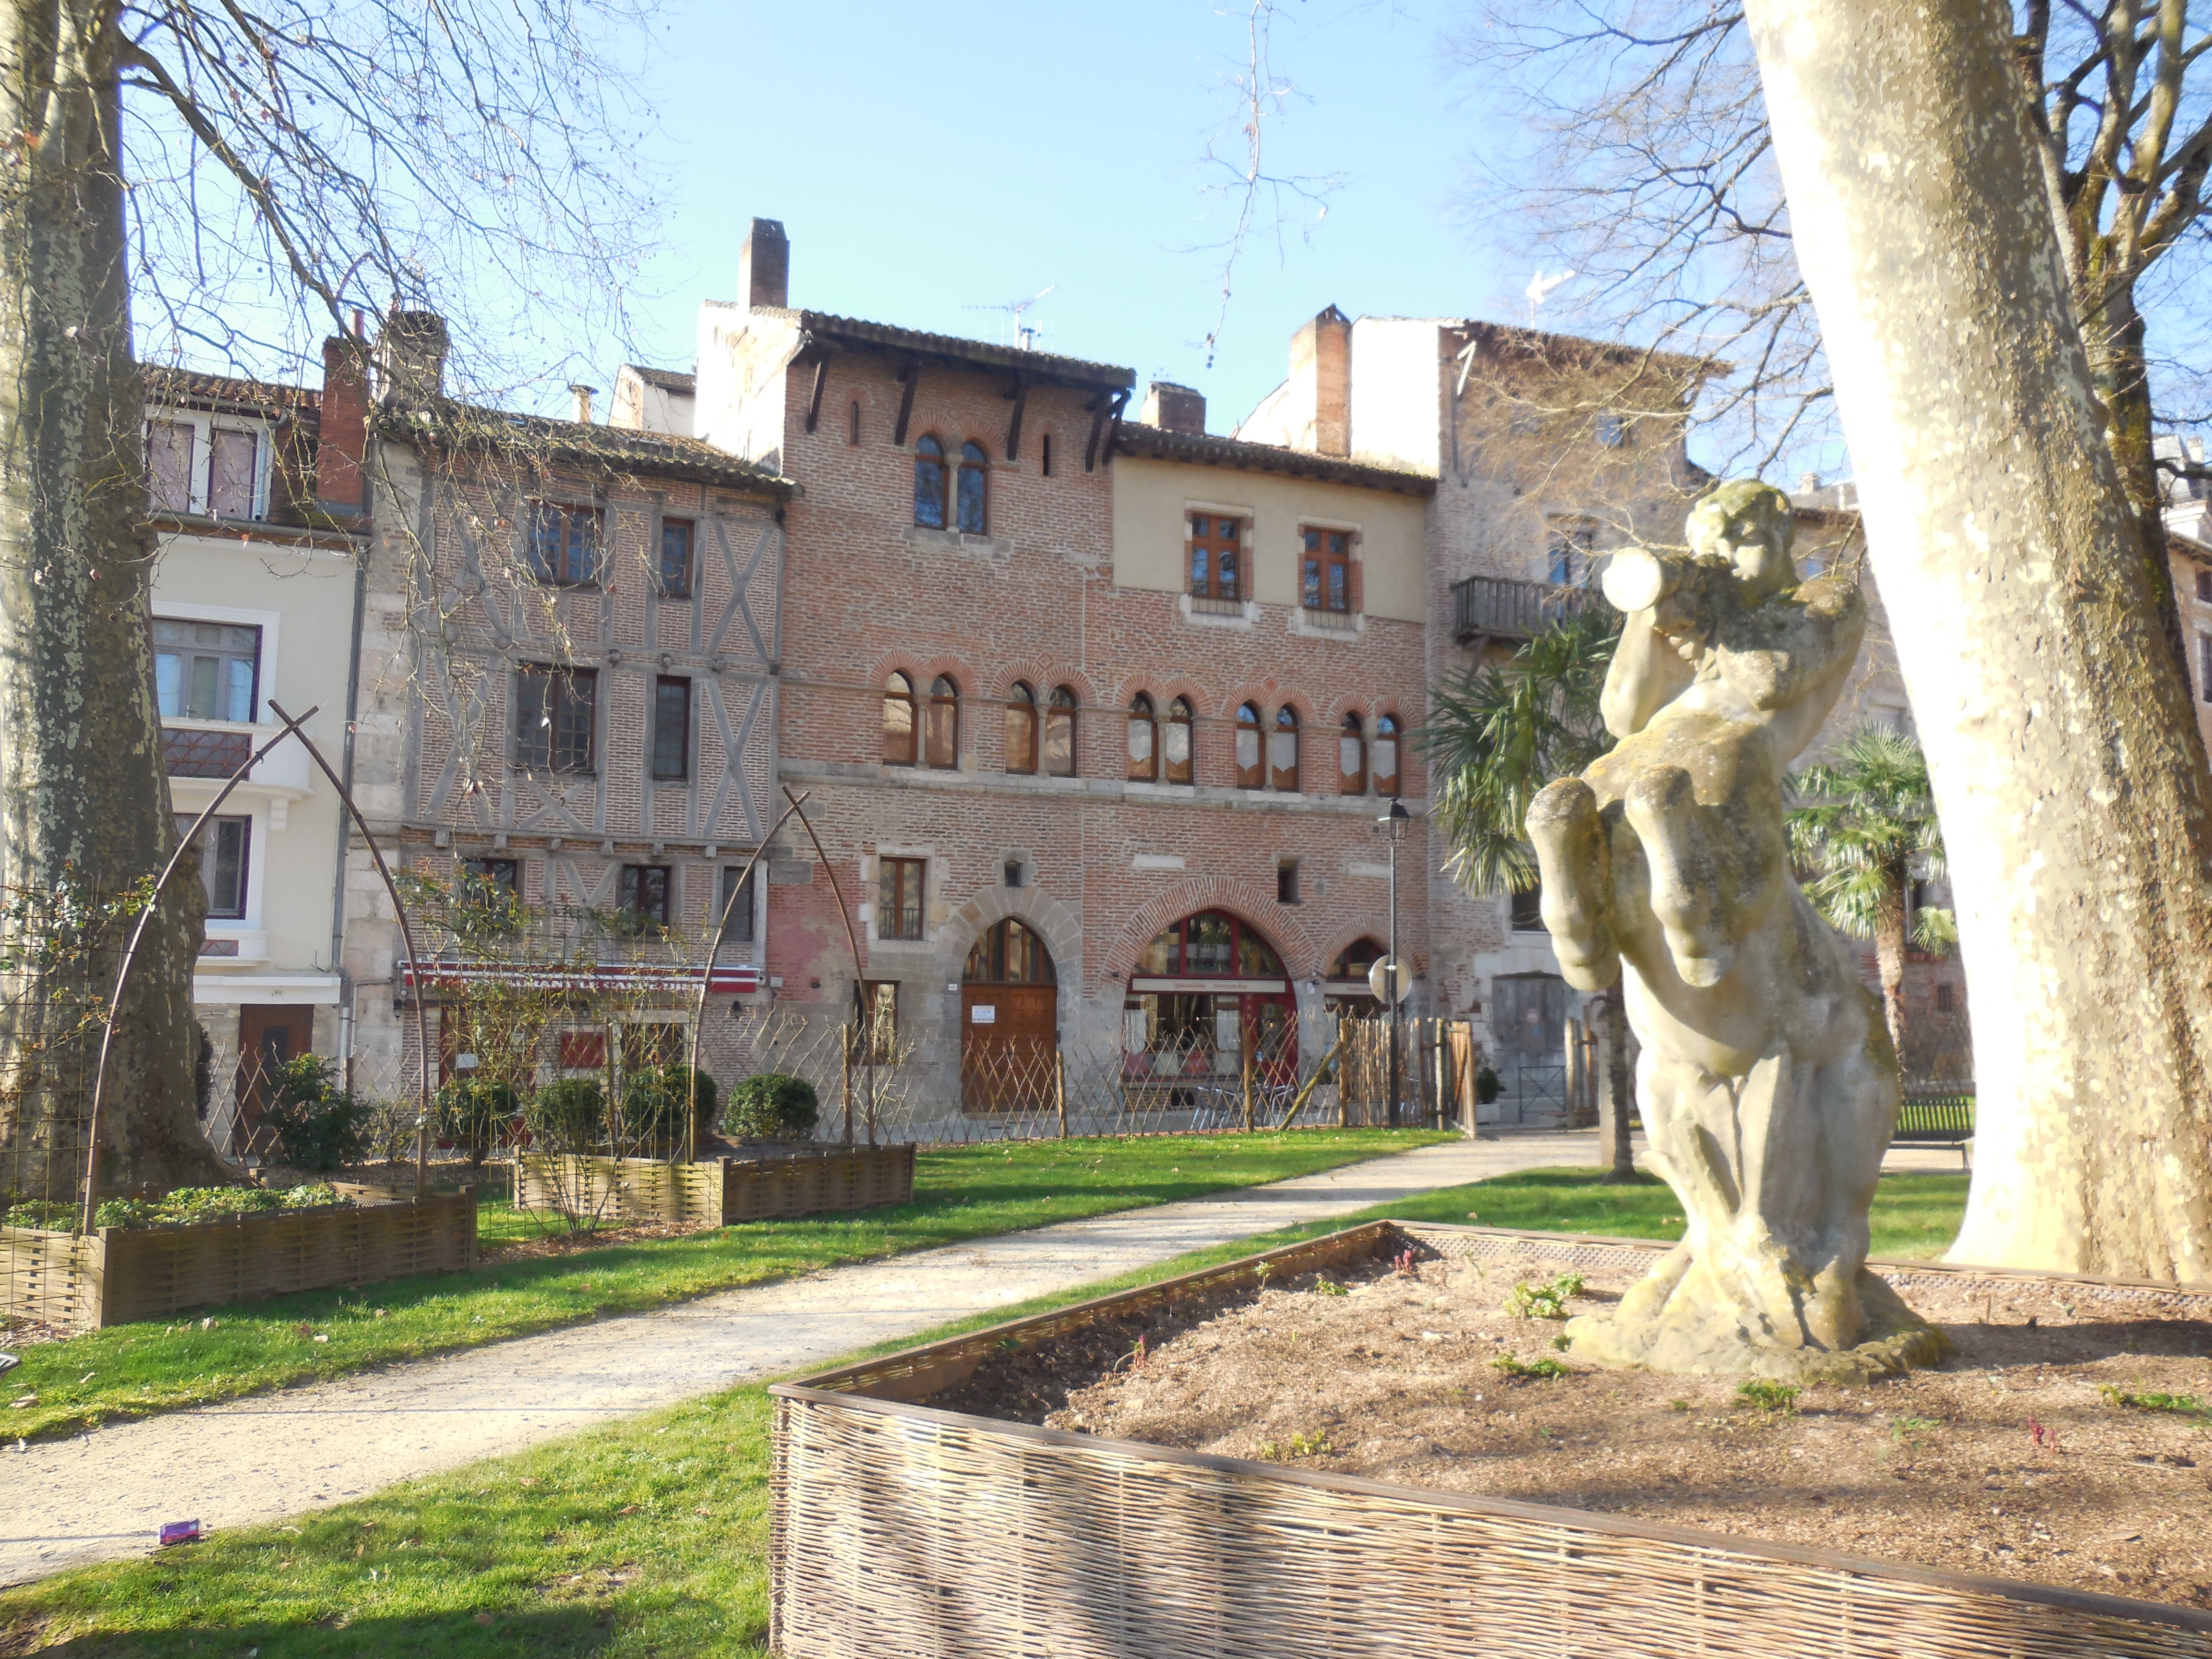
1376 800 1410 1129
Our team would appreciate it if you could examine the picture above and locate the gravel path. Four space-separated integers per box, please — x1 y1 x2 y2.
2 1133 1597 1587
2 1132 1965 1587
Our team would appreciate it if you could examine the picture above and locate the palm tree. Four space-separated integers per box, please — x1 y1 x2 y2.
1787 727 1956 1065
1423 608 1634 1173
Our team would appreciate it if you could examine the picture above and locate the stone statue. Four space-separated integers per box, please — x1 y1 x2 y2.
1527 479 1943 1383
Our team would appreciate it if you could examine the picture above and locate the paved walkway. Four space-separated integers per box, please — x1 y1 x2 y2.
3 1131 1608 1588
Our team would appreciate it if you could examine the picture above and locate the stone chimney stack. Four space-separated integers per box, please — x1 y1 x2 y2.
569 383 598 424
375 308 449 407
1287 305 1351 456
1140 382 1206 435
316 336 371 515
740 218 790 310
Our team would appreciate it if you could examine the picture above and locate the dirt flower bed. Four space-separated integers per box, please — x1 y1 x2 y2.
936 1252 2212 1611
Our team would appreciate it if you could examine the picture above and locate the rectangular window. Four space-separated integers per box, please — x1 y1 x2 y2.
514 665 598 773
558 1030 606 1070
1510 883 1546 934
1300 527 1351 613
1189 514 1243 601
153 618 261 723
208 428 258 519
659 518 695 598
2197 569 2212 602
716 865 756 943
1276 859 1299 905
176 813 251 920
525 501 604 587
1595 411 1629 448
651 677 691 780
858 981 899 1062
1935 983 1956 1014
878 857 925 941
147 421 195 512
2201 635 2212 704
461 857 519 898
1548 524 1596 587
617 864 671 926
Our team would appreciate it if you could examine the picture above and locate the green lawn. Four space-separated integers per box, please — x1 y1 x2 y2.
0 1129 1448 1444
0 1167 1969 1658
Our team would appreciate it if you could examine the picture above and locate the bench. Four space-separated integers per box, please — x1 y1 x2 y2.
1894 1091 1975 1166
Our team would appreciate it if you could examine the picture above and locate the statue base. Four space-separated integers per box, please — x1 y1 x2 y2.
1567 1245 1950 1385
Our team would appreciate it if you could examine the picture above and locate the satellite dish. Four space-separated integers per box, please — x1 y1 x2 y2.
1367 957 1413 1007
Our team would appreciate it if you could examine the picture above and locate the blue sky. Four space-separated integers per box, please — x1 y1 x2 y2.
612 0 1518 436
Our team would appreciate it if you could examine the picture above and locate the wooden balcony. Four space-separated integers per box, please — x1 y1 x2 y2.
1449 575 1616 643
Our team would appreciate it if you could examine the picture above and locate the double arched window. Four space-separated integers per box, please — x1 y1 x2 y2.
913 437 947 529
926 675 960 769
914 434 990 533
957 442 989 533
1045 686 1079 777
1127 694 1157 783
1270 707 1301 792
1373 713 1401 797
883 673 917 766
1164 697 1194 785
1234 703 1264 790
1005 682 1038 774
1339 712 1367 794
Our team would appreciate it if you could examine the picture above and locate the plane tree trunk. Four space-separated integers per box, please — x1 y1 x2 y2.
1742 0 2212 1278
0 0 225 1203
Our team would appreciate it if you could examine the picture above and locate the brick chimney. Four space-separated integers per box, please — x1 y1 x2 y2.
1287 304 1351 456
316 335 370 515
375 308 449 407
1140 382 1206 435
740 218 790 310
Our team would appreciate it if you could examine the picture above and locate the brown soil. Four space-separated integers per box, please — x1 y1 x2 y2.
480 1217 707 1262
935 1254 2212 1610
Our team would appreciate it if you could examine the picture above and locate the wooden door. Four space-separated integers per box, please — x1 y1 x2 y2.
961 984 1058 1112
236 1003 315 1139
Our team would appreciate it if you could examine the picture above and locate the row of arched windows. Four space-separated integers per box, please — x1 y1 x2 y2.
883 673 1400 796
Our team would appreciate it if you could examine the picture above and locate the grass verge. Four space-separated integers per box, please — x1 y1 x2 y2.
0 1166 1967 1658
0 1128 1448 1444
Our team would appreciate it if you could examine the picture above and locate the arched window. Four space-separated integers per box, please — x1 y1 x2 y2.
926 675 960 769
1126 693 1157 783
1373 713 1401 797
1338 712 1367 795
1270 706 1301 793
1045 685 1078 777
957 441 989 534
1164 696 1195 785
1234 702 1263 790
913 435 947 529
1328 938 1386 980
883 673 917 766
964 917 1057 985
1135 910 1286 978
1004 681 1038 774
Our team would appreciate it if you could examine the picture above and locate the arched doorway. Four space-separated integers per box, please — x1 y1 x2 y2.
961 918 1058 1112
1124 910 1297 1106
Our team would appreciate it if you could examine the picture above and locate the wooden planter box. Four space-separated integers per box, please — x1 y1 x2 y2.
513 1143 915 1227
770 1220 2212 1659
2 1183 477 1334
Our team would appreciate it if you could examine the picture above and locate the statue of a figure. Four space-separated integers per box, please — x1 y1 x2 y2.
1528 480 1944 1382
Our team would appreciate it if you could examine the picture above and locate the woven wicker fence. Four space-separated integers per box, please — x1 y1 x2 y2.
513 1144 914 1227
1 1182 476 1333
769 1221 2212 1659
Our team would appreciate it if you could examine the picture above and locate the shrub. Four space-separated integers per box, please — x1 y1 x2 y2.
726 1072 819 1141
258 1054 370 1172
1475 1065 1503 1105
436 1076 519 1164
529 1078 605 1150
1735 1378 1801 1414
1491 1353 1570 1381
6 1184 347 1233
619 1064 719 1147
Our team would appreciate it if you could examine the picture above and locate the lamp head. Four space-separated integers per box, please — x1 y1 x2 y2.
1376 800 1411 842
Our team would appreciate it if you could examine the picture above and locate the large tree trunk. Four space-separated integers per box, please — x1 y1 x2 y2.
0 2 225 1202
1742 0 2212 1279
